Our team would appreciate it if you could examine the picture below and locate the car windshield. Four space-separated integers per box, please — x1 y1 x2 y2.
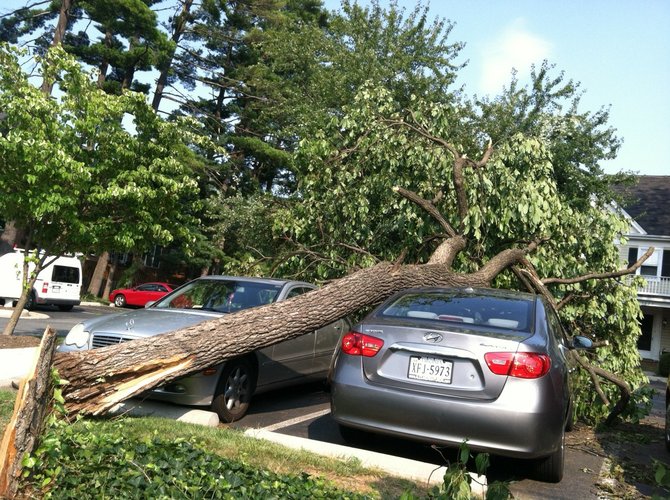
152 279 283 313
379 291 533 331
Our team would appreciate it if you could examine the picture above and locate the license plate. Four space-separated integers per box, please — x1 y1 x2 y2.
408 356 453 384
52 286 60 293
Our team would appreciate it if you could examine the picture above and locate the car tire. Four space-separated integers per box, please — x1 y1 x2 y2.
533 430 565 483
665 402 670 452
211 358 257 423
24 291 36 311
57 305 74 312
114 295 126 308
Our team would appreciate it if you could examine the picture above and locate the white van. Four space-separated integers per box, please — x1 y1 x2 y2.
0 250 82 311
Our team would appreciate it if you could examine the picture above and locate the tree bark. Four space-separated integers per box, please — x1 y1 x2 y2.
0 328 58 498
41 0 72 94
87 251 109 297
151 0 193 111
101 255 117 300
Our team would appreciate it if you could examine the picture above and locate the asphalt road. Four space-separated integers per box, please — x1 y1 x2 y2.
0 303 116 337
1 305 608 498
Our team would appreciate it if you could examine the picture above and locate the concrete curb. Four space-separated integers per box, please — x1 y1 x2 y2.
244 428 487 494
108 399 220 427
0 309 49 319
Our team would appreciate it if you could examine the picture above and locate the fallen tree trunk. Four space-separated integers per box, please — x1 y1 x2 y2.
0 328 57 498
52 185 648 425
55 246 533 416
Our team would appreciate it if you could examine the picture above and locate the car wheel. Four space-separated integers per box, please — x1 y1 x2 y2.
57 305 74 312
114 294 126 308
533 430 565 483
211 358 257 423
24 291 36 311
665 402 670 452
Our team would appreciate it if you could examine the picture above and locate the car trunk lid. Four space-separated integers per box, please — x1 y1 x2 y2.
359 318 531 400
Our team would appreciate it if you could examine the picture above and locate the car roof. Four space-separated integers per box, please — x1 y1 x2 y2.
393 286 537 300
195 275 313 288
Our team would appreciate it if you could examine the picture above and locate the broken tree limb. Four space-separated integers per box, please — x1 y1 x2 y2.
518 252 648 424
393 186 457 237
54 242 543 417
0 327 58 499
541 247 654 285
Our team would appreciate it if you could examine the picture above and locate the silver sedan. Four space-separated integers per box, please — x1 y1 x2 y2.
330 286 593 483
59 276 348 422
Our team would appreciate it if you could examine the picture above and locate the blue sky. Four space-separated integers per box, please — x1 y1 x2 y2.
324 0 670 176
3 0 668 175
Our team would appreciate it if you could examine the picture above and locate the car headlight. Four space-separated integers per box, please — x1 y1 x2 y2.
64 323 90 348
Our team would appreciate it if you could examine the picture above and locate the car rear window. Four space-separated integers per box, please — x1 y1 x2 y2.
379 291 533 331
52 265 80 284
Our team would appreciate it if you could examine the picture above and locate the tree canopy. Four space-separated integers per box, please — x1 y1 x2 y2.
0 44 202 256
0 0 648 424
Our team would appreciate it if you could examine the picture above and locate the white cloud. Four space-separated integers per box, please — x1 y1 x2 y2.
478 18 552 95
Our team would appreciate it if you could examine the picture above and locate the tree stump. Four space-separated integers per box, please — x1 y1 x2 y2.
0 328 58 499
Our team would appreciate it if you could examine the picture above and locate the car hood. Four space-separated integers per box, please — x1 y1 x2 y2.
84 308 222 338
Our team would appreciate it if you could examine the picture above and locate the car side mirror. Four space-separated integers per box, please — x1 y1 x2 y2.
145 301 155 308
571 335 593 350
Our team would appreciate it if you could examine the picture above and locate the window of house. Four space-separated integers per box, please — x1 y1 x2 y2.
630 247 661 277
143 246 163 269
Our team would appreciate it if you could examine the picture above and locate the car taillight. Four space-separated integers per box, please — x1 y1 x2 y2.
42 282 49 293
341 332 384 357
484 352 550 379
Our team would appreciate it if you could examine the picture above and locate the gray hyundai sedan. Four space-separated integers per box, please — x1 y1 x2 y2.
59 276 347 422
330 287 592 483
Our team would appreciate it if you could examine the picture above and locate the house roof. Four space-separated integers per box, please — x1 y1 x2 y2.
616 176 670 236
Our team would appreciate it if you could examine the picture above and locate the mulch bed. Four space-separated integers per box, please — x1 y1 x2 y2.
0 336 42 349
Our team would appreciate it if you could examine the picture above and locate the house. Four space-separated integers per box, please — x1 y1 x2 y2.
616 176 670 362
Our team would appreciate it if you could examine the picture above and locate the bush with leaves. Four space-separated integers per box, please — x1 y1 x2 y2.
21 385 366 499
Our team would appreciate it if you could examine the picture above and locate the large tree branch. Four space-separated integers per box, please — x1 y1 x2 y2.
393 186 457 237
572 351 631 426
542 247 654 285
383 114 493 224
473 240 541 285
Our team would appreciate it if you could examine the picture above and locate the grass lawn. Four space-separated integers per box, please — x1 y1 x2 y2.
0 388 432 498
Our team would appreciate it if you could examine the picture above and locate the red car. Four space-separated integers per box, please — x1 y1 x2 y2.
109 282 176 308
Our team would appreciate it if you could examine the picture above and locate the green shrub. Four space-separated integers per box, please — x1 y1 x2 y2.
20 372 366 499
22 420 367 499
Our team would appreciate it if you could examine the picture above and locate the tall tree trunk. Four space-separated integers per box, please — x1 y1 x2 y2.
97 30 113 87
102 255 118 300
41 0 72 94
151 0 193 111
87 252 109 297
